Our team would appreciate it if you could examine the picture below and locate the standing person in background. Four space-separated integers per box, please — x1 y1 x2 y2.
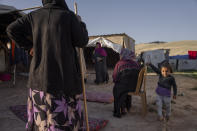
112 48 140 118
7 0 89 130
92 42 109 84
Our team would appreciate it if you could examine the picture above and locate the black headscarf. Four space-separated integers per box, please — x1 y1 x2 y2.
42 0 69 10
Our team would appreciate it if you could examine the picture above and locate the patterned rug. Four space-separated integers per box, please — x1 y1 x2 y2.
80 91 114 104
10 105 108 131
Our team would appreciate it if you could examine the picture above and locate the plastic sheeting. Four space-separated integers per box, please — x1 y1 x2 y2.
169 55 189 59
142 50 166 68
87 37 122 53
178 59 197 71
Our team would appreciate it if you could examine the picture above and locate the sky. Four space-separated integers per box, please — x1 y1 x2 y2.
0 0 197 44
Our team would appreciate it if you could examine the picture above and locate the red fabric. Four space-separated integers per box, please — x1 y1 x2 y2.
0 73 11 81
11 41 15 61
188 51 197 59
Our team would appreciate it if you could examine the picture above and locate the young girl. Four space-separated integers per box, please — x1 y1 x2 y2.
148 62 177 121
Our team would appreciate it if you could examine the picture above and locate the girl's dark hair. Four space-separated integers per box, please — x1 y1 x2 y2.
160 62 173 73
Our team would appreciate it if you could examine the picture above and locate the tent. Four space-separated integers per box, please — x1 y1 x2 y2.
88 33 135 52
84 33 135 68
0 4 26 86
0 4 24 72
87 37 122 53
0 4 24 43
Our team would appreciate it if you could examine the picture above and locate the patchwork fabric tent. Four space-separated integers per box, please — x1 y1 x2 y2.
84 33 135 68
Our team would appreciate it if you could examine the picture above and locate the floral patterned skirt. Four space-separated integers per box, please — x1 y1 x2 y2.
26 88 83 131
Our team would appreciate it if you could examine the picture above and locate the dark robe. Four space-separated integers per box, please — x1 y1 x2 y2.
7 0 89 97
112 59 140 117
93 52 109 84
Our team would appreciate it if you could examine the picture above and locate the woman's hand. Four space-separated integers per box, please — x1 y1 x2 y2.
30 48 33 56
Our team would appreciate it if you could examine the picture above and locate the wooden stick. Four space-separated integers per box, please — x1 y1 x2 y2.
16 6 42 12
74 2 90 131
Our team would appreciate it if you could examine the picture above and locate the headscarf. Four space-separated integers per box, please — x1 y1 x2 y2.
95 42 107 57
42 0 69 10
120 48 135 60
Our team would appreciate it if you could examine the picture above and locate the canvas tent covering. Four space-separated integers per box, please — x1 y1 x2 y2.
84 33 135 68
87 37 122 53
88 33 135 52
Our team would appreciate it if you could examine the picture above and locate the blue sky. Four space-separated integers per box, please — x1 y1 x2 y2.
1 0 197 43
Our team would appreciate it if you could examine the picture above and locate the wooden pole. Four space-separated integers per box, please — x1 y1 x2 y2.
16 6 42 12
74 2 90 131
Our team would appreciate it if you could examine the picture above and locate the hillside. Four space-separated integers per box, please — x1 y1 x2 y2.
135 40 197 56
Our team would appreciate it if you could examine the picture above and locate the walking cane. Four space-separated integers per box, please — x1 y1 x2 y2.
74 2 90 131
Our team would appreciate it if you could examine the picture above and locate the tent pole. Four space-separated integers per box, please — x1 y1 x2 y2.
3 6 42 14
74 2 90 131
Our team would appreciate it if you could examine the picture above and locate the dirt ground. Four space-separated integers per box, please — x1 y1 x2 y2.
0 69 197 131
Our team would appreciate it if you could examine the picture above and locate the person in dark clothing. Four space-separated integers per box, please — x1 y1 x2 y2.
112 48 140 118
147 62 177 121
92 42 109 84
7 0 89 130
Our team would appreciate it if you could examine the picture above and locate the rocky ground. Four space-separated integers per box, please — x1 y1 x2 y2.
0 69 197 131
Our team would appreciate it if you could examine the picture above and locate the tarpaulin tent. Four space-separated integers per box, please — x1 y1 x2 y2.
0 4 25 72
87 37 122 53
88 33 135 52
0 4 24 43
84 33 135 68
0 4 26 85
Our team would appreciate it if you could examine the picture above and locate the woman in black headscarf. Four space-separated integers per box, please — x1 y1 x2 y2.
7 0 89 130
112 48 140 118
92 42 109 84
